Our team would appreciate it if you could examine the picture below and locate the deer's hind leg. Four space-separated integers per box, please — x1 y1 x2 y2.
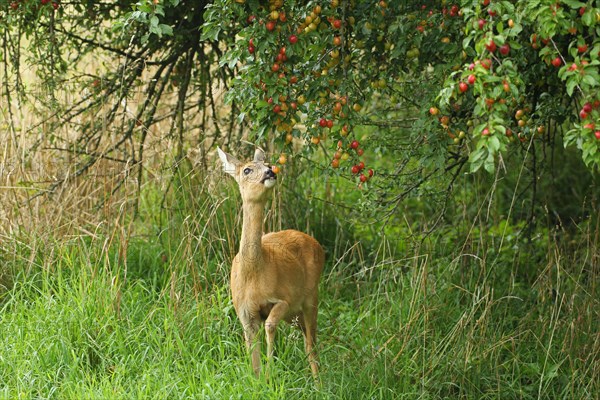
302 304 319 379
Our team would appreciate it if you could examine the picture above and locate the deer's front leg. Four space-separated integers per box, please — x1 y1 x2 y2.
241 315 261 377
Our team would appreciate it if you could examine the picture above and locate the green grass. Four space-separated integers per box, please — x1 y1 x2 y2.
1 228 597 399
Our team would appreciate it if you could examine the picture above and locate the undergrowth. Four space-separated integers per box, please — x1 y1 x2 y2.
0 156 598 399
1 213 597 399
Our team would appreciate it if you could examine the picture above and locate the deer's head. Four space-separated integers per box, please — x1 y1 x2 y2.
217 147 277 203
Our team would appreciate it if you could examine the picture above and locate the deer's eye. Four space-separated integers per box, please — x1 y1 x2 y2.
243 168 252 175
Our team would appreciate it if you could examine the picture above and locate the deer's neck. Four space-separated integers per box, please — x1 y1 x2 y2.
239 201 266 267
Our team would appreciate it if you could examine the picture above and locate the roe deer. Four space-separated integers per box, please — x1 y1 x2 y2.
217 147 325 379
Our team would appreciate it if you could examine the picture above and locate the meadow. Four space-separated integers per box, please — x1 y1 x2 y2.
1 157 598 399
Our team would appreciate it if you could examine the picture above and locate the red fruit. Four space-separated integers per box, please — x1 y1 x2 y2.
247 15 256 24
478 19 486 29
482 127 490 136
551 57 562 67
52 1 59 9
351 165 360 174
248 45 255 54
459 82 468 93
326 119 334 128
331 159 340 168
515 109 524 120
595 131 600 140
271 63 280 72
578 44 588 53
429 107 439 115
481 59 492 69
468 74 476 85
579 109 588 119
350 140 359 149
273 104 281 113
332 19 342 29
483 0 490 6
319 118 328 128
583 103 592 113
42 0 51 4
568 63 578 71
368 169 374 177
356 148 364 156
499 44 510 56
359 174 368 183
358 161 365 170
579 7 586 16
289 35 298 44
266 20 276 31
290 102 297 110
485 40 497 53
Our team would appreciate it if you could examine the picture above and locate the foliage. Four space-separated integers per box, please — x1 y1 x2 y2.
202 0 600 182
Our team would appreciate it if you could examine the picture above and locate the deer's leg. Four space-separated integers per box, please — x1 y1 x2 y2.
264 301 289 376
303 305 319 380
241 316 261 377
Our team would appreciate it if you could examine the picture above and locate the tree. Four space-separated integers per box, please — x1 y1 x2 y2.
1 0 598 219
198 0 600 235
203 0 599 172
1 0 226 212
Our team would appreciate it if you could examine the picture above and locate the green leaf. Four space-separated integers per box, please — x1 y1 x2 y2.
566 78 578 97
561 0 586 8
159 24 173 36
488 135 501 153
468 147 486 173
237 112 246 124
484 151 495 173
581 74 598 88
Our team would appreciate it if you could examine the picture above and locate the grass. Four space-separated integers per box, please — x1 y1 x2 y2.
1 217 598 399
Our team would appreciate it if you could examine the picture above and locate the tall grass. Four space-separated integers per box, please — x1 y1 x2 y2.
1 159 598 399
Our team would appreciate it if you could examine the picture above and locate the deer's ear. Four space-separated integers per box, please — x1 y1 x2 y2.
253 148 266 163
217 147 240 176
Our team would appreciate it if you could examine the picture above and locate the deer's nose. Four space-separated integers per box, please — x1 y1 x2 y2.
265 168 276 179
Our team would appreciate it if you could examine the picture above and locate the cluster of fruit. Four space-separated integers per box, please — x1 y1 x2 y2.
239 0 374 184
9 0 59 11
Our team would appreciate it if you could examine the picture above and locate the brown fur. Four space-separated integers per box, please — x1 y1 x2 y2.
217 148 325 379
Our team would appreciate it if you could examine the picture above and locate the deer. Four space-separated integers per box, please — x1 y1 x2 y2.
217 147 325 380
